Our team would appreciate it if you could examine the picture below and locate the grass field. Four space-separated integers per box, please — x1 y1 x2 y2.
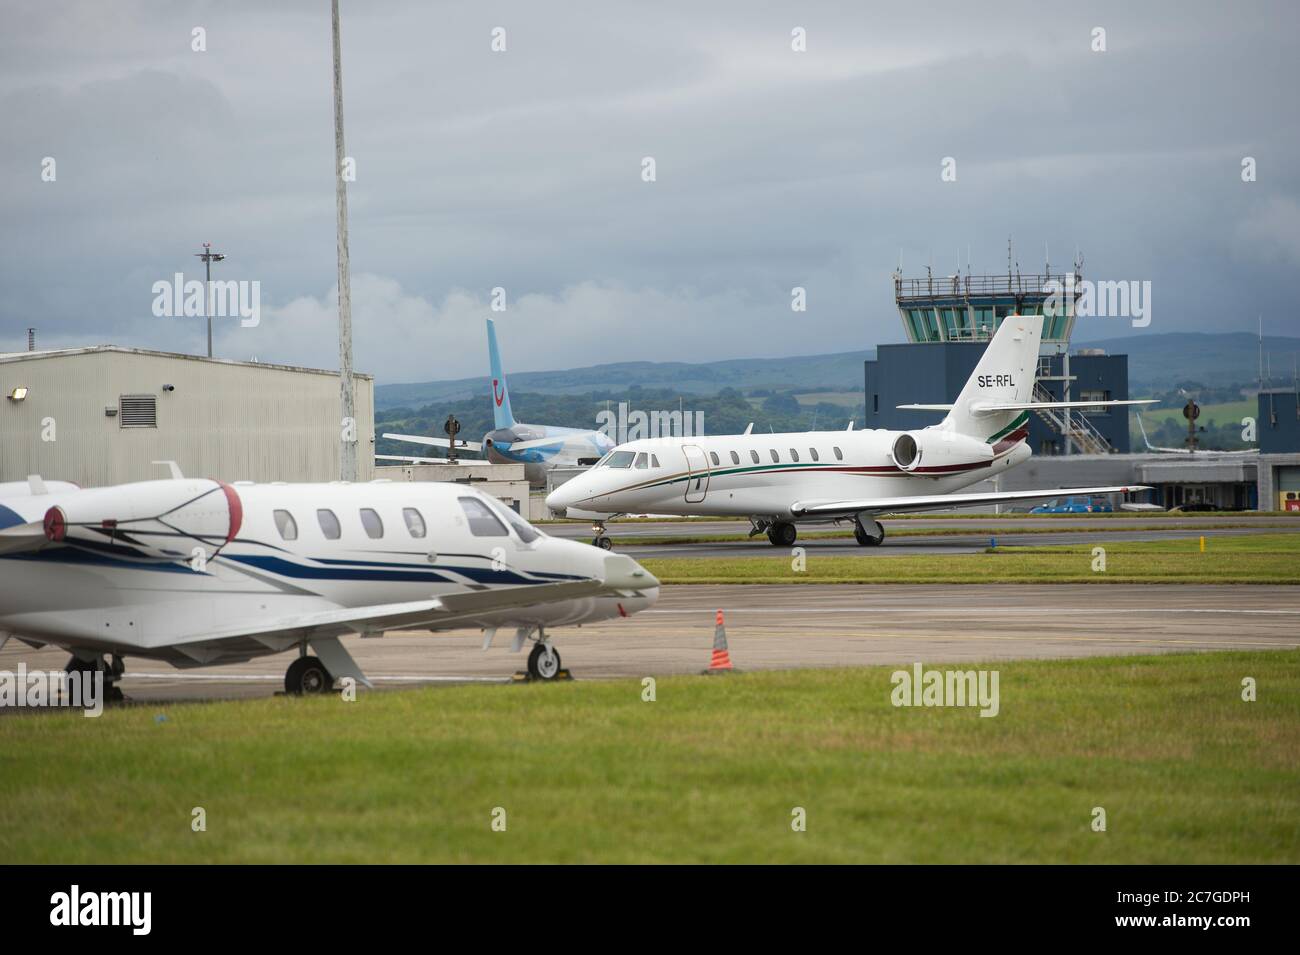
641 533 1300 584
1 652 1295 863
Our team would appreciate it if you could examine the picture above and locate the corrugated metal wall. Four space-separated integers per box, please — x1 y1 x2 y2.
0 350 374 486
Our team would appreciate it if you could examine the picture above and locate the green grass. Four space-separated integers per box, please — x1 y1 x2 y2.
1 653 1296 863
642 533 1300 584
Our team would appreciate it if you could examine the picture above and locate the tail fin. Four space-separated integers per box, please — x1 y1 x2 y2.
944 315 1042 442
486 318 516 430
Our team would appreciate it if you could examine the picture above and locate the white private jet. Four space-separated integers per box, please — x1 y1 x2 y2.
547 316 1154 548
0 476 659 699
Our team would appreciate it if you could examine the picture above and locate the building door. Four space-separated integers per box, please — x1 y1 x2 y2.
683 445 710 503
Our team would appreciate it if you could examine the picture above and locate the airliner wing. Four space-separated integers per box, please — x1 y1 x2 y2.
791 485 1150 517
383 432 484 453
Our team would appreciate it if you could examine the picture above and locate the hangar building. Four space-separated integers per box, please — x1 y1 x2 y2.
0 346 374 487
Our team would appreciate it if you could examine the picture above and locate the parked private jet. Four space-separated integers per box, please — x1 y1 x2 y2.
547 316 1154 548
0 477 659 698
383 318 616 484
1135 412 1256 456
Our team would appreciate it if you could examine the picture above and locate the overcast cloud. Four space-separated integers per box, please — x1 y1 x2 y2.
1 0 1297 382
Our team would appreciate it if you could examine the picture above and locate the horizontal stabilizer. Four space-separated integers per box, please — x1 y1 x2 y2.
969 399 1156 414
383 432 483 453
792 485 1151 518
897 404 954 412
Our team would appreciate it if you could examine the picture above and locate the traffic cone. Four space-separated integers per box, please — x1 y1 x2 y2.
704 609 734 674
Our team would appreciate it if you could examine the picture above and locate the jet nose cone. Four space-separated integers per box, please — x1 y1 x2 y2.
603 552 659 592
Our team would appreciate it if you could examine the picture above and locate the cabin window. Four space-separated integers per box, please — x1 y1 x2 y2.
651 454 660 468
730 451 740 465
317 509 342 540
403 507 427 538
770 449 779 463
273 509 298 541
750 450 760 464
809 448 820 462
459 497 508 537
833 446 843 461
634 453 648 469
606 451 635 469
709 451 720 466
790 449 800 462
360 508 384 539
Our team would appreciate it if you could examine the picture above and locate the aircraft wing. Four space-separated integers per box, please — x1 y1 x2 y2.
897 400 1156 413
791 485 1150 518
375 453 453 464
383 432 484 453
0 520 50 556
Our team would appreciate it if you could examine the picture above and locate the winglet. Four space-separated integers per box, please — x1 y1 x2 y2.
26 474 47 495
152 460 185 479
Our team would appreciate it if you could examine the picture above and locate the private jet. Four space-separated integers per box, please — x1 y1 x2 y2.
547 316 1153 548
0 476 659 698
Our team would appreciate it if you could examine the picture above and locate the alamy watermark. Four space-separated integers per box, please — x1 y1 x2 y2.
1043 271 1151 328
890 662 1000 717
596 402 705 444
0 663 103 717
152 272 261 327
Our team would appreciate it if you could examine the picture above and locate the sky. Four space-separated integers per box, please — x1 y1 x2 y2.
1 0 1297 384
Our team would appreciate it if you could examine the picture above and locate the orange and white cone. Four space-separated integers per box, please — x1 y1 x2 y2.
704 609 734 674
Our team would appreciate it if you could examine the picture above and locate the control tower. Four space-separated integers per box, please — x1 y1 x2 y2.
864 257 1131 454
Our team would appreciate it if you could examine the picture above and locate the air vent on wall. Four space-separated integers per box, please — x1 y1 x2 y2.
119 394 158 428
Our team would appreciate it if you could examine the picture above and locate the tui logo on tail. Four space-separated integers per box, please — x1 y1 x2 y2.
493 379 505 407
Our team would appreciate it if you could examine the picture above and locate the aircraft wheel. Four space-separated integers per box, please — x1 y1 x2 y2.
767 522 797 547
594 536 614 550
854 520 885 547
285 655 334 695
527 643 562 680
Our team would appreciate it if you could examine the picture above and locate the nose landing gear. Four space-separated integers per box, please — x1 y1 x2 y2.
591 521 613 550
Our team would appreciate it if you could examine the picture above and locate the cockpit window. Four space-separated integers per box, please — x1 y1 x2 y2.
605 450 635 469
482 495 543 543
458 497 508 536
651 454 660 468
273 509 298 541
634 453 648 469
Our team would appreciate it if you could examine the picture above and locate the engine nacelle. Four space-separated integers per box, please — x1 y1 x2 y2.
891 430 994 474
43 479 242 563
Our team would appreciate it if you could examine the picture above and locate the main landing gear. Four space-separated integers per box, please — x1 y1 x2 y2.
766 521 798 547
285 654 334 695
854 518 885 547
65 654 126 703
591 520 613 550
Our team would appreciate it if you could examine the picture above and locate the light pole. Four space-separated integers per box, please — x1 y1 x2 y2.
331 0 357 482
194 243 225 358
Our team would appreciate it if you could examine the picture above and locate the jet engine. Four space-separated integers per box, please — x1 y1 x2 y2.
890 431 994 474
42 479 242 562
